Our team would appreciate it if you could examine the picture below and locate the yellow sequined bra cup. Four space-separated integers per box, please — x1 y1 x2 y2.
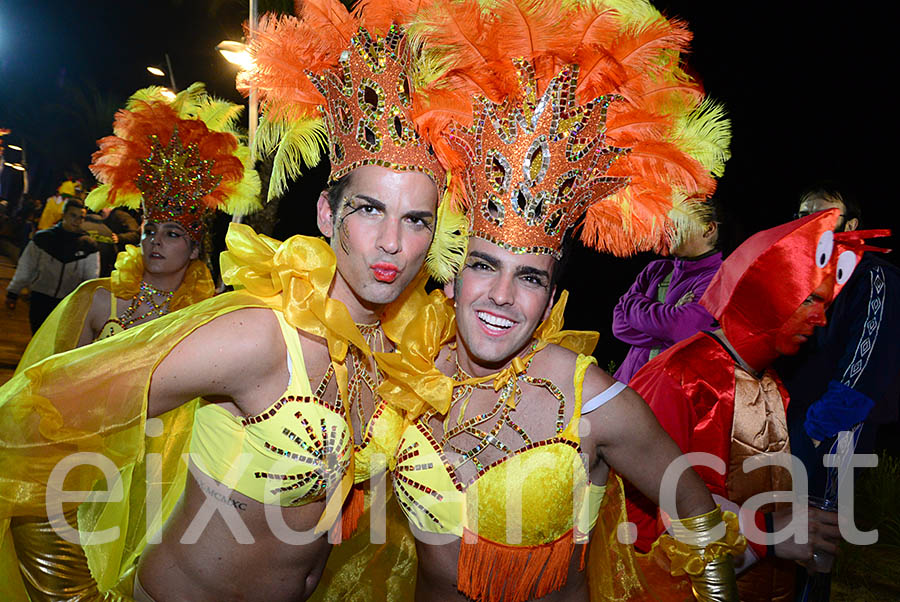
392 354 605 545
189 310 353 507
353 397 404 483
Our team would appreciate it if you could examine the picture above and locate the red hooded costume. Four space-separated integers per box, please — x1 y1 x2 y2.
624 209 889 602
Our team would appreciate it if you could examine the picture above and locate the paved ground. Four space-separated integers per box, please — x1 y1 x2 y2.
0 255 31 385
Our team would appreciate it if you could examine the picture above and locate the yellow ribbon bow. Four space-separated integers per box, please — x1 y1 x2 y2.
377 290 600 418
220 223 371 406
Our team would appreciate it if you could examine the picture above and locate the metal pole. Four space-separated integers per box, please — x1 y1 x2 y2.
233 0 259 225
248 0 258 163
165 53 177 92
21 146 28 195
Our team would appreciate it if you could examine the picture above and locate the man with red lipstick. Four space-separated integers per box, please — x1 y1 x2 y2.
624 210 888 602
0 7 462 600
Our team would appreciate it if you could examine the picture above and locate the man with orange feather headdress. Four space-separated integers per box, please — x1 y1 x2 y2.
373 0 749 601
2 83 260 602
0 0 466 600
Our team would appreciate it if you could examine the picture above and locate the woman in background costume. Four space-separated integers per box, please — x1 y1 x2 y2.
2 84 257 602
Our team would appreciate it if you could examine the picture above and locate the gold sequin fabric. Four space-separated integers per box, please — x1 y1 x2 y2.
309 26 445 186
447 59 629 257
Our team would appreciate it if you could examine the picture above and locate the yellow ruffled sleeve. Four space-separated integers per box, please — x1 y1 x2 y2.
221 223 370 403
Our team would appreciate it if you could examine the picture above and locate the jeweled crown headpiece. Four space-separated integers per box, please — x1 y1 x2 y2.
239 0 464 280
87 83 262 241
240 0 445 194
413 0 731 258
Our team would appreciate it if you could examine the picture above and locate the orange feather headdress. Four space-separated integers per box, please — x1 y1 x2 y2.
86 83 262 241
411 0 731 258
239 0 446 196
238 0 469 280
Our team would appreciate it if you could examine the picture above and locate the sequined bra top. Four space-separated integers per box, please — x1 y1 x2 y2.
392 354 605 545
189 310 353 507
326 321 405 485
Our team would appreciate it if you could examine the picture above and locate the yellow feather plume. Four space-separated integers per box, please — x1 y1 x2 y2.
255 115 328 201
670 97 731 177
195 97 245 134
426 197 469 282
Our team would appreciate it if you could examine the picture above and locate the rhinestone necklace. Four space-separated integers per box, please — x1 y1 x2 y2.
116 281 175 329
435 346 568 473
315 320 387 439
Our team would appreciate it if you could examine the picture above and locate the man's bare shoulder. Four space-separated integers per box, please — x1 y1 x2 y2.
196 307 283 357
535 343 616 399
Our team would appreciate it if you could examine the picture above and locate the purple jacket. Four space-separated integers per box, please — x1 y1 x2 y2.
612 252 722 382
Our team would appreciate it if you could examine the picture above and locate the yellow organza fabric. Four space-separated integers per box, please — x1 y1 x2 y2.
14 247 214 375
0 223 428 594
5 245 215 597
308 490 418 602
376 290 599 418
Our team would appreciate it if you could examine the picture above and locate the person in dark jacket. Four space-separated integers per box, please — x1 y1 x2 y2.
779 186 898 486
104 206 141 252
5 199 100 331
82 209 118 276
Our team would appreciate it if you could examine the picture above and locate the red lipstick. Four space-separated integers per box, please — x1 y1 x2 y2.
372 262 399 283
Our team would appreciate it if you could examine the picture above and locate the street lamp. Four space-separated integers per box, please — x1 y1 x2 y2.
146 53 177 91
8 144 22 151
216 41 253 70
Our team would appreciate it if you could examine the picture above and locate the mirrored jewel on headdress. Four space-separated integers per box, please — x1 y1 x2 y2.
307 25 444 185
136 126 223 239
448 59 630 258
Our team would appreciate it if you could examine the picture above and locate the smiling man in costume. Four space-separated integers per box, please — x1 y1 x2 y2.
624 210 890 602
377 1 748 601
0 1 464 601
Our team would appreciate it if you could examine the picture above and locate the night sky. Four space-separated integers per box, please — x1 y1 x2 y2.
1 0 895 364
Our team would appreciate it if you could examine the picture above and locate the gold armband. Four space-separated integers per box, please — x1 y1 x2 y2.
658 507 745 602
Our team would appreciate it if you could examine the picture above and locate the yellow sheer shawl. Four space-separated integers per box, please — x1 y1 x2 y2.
0 223 431 594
